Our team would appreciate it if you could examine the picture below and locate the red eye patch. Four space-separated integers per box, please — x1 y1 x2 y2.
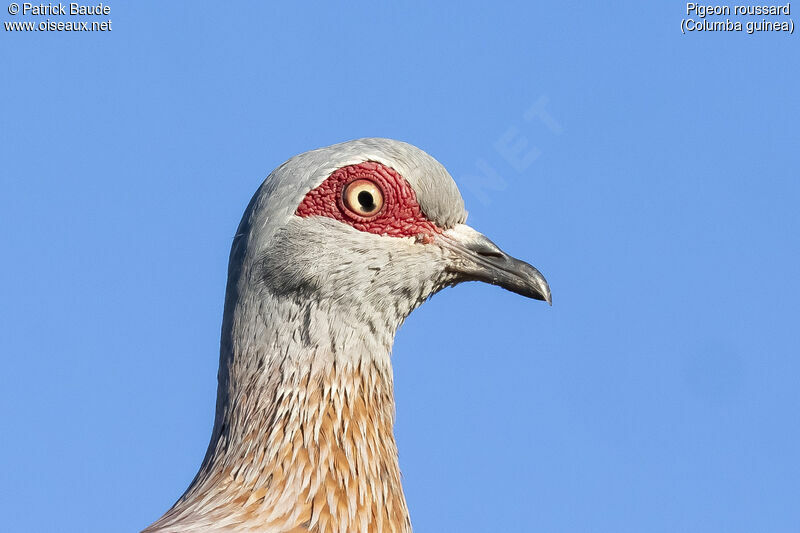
295 161 441 241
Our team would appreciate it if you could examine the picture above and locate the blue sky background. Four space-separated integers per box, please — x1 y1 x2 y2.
2 2 798 532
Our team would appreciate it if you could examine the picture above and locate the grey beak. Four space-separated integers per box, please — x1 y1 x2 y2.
437 224 552 304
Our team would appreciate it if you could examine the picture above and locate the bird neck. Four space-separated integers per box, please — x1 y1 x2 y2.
149 295 412 533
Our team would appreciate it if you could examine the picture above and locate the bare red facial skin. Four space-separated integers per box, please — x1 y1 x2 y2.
295 161 441 243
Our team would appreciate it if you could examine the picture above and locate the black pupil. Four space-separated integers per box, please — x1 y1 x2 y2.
357 190 375 211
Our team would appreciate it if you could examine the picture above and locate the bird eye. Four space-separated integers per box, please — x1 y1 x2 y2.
342 179 384 217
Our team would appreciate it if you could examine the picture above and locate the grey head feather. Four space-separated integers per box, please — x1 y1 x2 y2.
222 139 469 360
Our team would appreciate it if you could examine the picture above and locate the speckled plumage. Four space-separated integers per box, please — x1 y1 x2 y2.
144 138 550 533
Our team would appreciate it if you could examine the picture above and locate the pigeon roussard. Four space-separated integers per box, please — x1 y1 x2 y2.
143 138 551 533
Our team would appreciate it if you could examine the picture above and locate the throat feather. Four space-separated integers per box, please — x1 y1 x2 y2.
148 357 412 533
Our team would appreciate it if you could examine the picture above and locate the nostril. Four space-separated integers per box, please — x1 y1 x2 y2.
461 233 508 260
472 245 505 259
477 250 504 258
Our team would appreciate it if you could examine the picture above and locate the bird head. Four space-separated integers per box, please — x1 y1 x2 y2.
228 138 550 335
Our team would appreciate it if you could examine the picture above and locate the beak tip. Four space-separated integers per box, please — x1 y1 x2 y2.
538 286 552 306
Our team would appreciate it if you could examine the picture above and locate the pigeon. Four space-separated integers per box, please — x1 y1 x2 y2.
143 138 550 533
